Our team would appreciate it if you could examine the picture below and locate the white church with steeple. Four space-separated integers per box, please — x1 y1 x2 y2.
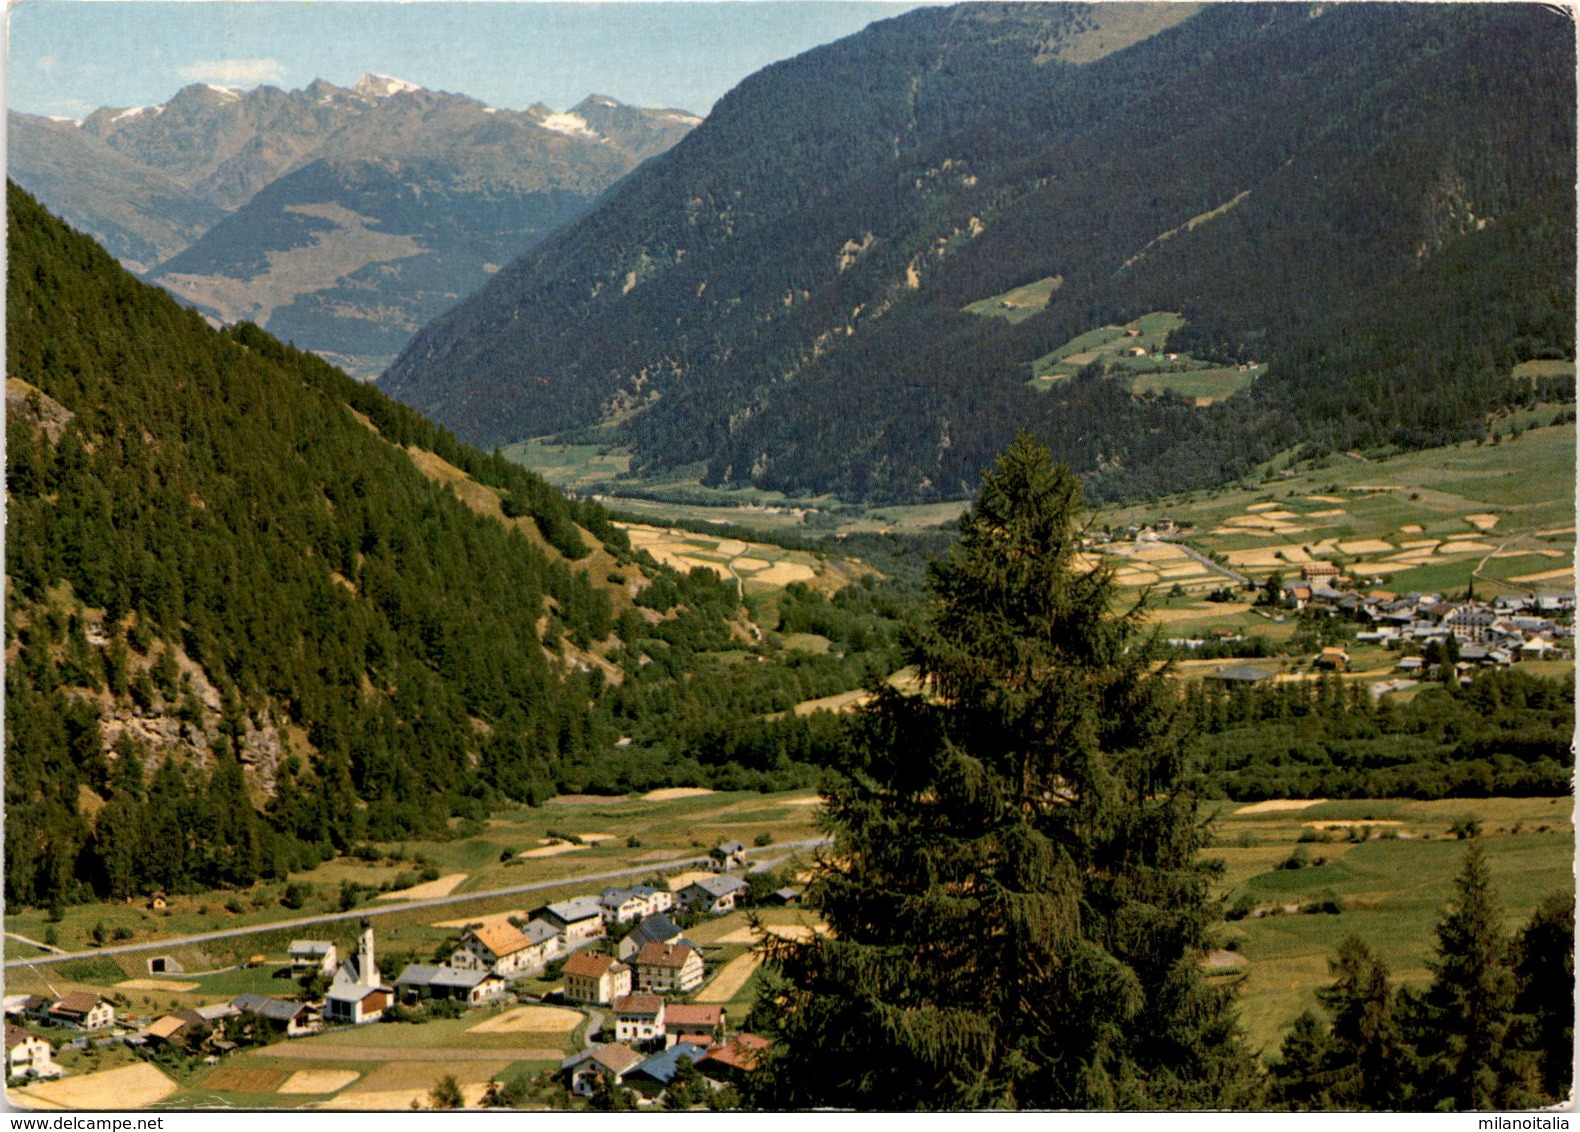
324 920 392 1025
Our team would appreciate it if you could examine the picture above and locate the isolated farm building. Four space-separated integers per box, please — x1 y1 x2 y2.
625 1041 711 1094
288 940 338 975
48 993 114 1031
5 1023 62 1081
617 913 688 962
451 921 542 978
709 841 749 872
231 994 312 1037
562 952 632 1006
565 1043 644 1096
1314 647 1350 672
634 942 706 995
696 1033 772 1084
679 874 749 915
663 1004 726 1047
1204 666 1277 687
324 921 392 1025
541 896 608 947
612 992 666 1047
769 888 801 905
395 964 508 1006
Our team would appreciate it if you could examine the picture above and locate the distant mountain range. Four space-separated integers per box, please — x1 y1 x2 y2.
9 77 699 375
381 2 1575 504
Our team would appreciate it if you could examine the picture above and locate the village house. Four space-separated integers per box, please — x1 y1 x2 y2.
1314 646 1350 672
231 994 313 1038
617 913 689 962
1300 561 1342 584
598 885 674 925
625 1042 712 1095
48 993 114 1031
394 964 509 1006
519 918 566 968
679 874 750 915
323 921 392 1026
565 1043 644 1097
709 841 748 872
288 940 338 976
663 1004 726 1048
1442 605 1496 643
634 942 706 995
612 992 666 1047
1203 665 1277 688
541 896 608 947
4 996 48 1021
696 1033 772 1086
562 952 632 1006
451 921 541 978
141 1015 189 1046
6 1024 63 1081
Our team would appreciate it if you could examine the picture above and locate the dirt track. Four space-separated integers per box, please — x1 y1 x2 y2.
258 1042 564 1062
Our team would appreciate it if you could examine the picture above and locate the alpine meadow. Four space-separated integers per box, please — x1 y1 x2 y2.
4 0 1574 1116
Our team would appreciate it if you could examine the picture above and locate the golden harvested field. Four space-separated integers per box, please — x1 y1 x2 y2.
432 909 525 930
695 953 761 1003
467 1005 583 1034
13 1063 178 1110
715 922 829 944
1233 799 1326 815
201 1066 290 1092
375 873 468 900
117 978 199 992
277 1070 361 1094
1148 603 1253 624
643 787 717 801
517 843 589 859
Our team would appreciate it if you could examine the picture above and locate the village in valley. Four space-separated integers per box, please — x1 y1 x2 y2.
6 835 799 1110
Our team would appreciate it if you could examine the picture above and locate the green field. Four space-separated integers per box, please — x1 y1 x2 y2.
1212 797 1575 1058
8 787 1571 1106
1097 419 1576 596
962 275 1063 322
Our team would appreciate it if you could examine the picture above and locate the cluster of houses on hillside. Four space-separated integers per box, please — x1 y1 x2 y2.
4 993 120 1082
5 841 772 1092
1288 583 1573 669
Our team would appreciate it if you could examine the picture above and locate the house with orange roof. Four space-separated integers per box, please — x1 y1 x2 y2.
452 920 545 978
663 1004 726 1047
563 952 632 1006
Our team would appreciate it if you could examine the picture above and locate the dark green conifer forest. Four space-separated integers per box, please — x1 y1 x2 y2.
3 183 887 909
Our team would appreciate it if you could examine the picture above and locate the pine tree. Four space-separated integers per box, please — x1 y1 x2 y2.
747 434 1256 1110
1511 892 1574 1103
1408 844 1534 1110
1318 936 1406 1109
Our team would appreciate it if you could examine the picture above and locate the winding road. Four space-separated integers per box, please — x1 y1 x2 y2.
3 839 831 971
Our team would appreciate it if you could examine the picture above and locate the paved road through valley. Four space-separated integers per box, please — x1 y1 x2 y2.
3 839 831 970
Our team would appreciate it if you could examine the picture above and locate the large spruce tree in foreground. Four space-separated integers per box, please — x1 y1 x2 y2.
747 434 1256 1109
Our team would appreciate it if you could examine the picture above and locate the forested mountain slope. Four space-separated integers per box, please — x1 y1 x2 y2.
384 1 1574 504
5 185 918 910
5 184 647 907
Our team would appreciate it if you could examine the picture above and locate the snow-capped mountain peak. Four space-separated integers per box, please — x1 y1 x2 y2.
353 73 423 99
535 111 602 141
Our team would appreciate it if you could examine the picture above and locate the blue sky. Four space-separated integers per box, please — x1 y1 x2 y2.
7 1 936 120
